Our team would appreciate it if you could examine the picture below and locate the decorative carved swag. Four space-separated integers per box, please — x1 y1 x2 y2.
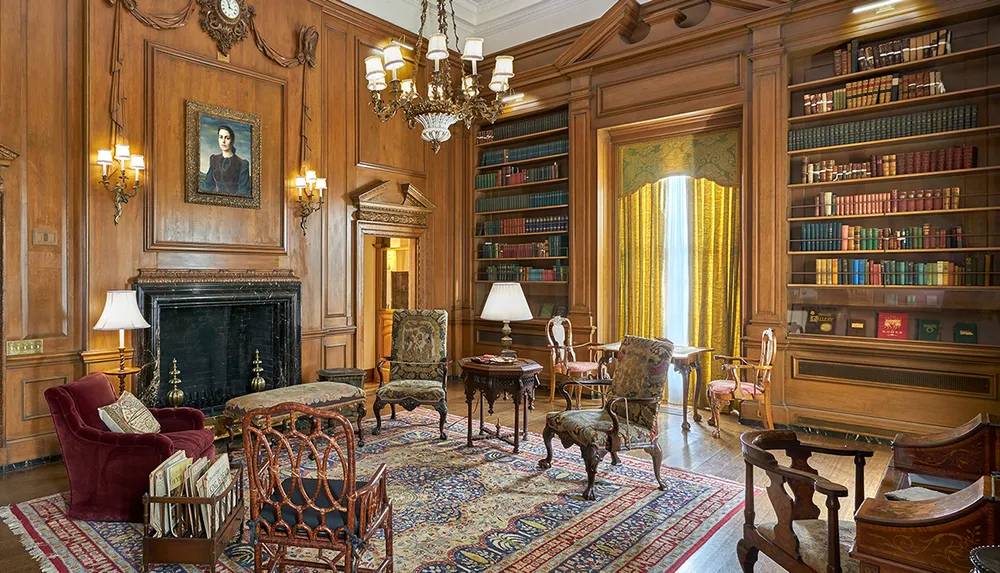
619 127 740 196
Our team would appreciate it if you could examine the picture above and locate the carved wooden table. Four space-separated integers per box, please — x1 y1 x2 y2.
460 358 542 454
594 342 713 431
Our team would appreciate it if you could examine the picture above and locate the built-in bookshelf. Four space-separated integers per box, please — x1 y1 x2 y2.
473 107 571 357
786 17 999 347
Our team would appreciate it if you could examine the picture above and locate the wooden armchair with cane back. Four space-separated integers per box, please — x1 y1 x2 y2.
545 316 600 404
538 335 673 500
738 429 874 573
708 328 775 438
243 403 393 573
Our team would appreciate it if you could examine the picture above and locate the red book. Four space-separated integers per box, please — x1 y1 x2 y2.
878 312 909 339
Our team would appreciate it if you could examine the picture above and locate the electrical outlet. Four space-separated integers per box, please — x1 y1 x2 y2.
31 229 58 246
7 339 43 356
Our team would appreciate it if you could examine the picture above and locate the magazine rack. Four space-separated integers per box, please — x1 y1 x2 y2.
141 466 244 572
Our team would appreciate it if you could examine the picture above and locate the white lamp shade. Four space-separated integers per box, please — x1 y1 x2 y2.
315 178 327 190
295 176 307 188
489 73 509 93
400 78 415 95
493 55 514 78
114 144 131 161
96 149 114 166
129 154 145 170
305 170 317 183
462 37 484 61
94 290 150 331
480 282 532 322
427 34 449 61
364 55 385 80
382 45 405 71
368 78 387 91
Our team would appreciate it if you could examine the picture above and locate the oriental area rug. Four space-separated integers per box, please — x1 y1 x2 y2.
2 409 745 572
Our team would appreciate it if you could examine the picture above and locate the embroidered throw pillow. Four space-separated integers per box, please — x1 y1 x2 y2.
98 391 161 434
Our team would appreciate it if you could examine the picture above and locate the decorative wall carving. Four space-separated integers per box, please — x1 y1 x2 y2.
351 181 437 227
196 0 252 56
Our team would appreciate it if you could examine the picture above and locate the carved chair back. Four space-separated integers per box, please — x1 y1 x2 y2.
389 309 448 383
607 336 674 430
546 316 575 367
733 328 775 400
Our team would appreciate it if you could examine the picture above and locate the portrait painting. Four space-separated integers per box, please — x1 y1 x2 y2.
185 101 261 209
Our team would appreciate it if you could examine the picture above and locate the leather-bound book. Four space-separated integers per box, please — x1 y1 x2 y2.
877 312 909 339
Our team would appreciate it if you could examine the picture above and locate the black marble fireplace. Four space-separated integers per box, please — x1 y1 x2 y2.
132 270 301 416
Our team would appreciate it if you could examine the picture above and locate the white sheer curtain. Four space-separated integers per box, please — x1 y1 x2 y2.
661 176 690 404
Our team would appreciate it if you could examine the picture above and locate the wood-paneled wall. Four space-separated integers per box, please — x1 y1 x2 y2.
0 0 460 465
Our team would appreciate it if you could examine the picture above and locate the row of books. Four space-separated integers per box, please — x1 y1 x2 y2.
797 310 977 343
149 452 234 538
480 236 568 259
787 105 977 150
480 139 569 166
475 163 561 190
476 109 569 143
476 215 569 236
799 146 976 183
811 256 994 286
802 70 944 115
482 262 568 282
832 28 951 76
808 187 962 216
474 190 568 213
797 223 967 251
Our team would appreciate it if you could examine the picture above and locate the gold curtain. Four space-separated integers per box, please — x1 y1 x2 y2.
689 177 741 398
619 128 740 197
618 181 666 339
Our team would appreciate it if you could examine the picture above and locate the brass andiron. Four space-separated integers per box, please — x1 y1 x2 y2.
250 349 266 392
166 358 184 407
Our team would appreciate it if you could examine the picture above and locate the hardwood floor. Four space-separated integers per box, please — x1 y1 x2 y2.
0 382 891 572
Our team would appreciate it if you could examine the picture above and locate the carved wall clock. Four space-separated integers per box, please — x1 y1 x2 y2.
197 0 254 56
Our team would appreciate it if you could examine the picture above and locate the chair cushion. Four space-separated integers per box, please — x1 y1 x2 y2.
223 382 365 419
376 379 445 401
259 477 365 536
884 486 947 502
554 361 600 375
65 372 118 429
545 409 653 448
707 379 759 395
98 391 161 434
164 428 216 459
758 519 858 573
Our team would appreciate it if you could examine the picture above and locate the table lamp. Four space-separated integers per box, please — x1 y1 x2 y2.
480 282 533 358
94 290 150 395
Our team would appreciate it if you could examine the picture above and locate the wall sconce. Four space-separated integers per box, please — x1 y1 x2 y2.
295 169 325 235
96 144 144 225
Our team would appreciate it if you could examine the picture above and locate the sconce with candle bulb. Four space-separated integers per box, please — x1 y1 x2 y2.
96 144 145 225
295 169 325 234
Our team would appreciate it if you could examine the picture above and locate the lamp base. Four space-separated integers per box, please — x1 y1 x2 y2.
499 320 517 359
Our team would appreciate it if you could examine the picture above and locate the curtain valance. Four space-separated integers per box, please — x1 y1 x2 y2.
619 128 740 196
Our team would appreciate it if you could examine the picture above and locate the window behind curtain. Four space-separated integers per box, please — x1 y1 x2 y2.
661 176 690 404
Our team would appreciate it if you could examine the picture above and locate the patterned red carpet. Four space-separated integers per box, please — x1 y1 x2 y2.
2 409 744 572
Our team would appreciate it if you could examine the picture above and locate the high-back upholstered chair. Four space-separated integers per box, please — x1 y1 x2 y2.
738 430 873 573
372 309 449 439
44 372 215 522
243 403 392 573
708 328 776 438
538 335 673 500
545 316 600 403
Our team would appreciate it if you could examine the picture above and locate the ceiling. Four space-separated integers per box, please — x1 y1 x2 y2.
341 0 640 53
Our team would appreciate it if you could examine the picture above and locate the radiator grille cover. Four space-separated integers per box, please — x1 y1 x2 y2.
796 360 992 396
795 416 899 439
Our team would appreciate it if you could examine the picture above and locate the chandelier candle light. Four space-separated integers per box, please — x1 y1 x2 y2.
96 144 145 225
295 169 326 234
364 0 515 152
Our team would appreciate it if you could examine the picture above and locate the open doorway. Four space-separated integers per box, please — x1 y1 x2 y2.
362 236 416 383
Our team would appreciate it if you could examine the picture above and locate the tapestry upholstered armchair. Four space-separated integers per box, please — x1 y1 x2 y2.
243 403 392 573
372 309 449 440
538 335 673 500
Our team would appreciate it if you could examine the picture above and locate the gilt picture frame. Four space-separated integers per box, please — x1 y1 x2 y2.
184 100 261 209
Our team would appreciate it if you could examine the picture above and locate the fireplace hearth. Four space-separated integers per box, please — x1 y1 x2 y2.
132 269 301 416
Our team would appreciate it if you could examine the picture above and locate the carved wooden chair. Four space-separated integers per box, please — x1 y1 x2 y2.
708 328 775 438
538 335 673 500
545 316 599 404
738 430 873 573
243 403 392 573
373 309 449 440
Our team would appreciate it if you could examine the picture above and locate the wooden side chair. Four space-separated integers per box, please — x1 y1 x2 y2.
545 316 599 404
738 429 873 573
373 309 449 440
538 335 673 500
708 328 775 438
243 403 392 573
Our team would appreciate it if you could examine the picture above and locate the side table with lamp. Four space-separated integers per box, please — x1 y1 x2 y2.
94 289 150 396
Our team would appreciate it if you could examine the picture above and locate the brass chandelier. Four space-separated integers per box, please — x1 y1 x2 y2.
364 0 515 152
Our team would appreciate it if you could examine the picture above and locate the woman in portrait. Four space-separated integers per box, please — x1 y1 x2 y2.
200 125 251 196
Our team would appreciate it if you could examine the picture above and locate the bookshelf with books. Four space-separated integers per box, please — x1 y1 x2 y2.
472 107 572 366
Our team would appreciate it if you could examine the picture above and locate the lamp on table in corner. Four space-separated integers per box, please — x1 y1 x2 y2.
480 282 533 358
94 290 150 396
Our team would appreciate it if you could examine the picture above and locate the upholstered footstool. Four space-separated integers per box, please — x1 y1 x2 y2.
218 382 367 451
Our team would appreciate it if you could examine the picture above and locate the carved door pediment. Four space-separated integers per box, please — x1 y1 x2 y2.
350 181 437 227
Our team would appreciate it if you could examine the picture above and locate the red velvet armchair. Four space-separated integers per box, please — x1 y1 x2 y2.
44 372 216 522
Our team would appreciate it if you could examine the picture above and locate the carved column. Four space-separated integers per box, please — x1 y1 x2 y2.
0 145 18 451
568 72 597 338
